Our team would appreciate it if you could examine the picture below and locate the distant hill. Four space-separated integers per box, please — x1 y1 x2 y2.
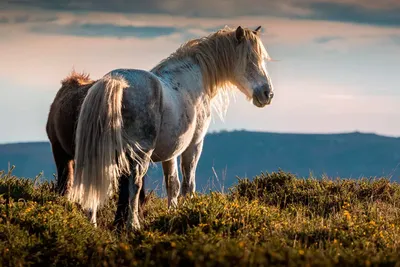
1 131 400 193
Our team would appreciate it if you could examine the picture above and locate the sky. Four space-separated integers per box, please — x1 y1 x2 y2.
0 0 399 144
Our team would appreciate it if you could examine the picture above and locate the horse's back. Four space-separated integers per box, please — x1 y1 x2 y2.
46 72 96 156
107 68 164 151
107 68 163 110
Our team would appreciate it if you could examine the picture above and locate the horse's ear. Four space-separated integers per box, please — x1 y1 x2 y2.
253 26 262 35
236 26 245 43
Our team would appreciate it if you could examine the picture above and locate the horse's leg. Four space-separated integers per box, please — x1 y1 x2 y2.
64 160 74 195
50 141 73 196
139 174 146 216
127 161 149 231
180 141 204 197
162 158 180 208
113 167 130 231
113 159 148 232
88 207 97 227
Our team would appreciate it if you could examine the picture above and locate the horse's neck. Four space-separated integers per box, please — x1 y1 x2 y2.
153 58 210 103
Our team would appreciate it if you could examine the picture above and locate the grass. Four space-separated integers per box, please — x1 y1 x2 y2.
1 168 400 266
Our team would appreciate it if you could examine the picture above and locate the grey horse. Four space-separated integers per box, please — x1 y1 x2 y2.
67 25 275 230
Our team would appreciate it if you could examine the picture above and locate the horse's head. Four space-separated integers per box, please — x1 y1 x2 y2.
232 26 274 108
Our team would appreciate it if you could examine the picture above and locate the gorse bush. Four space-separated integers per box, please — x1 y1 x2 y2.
231 170 399 217
1 168 400 266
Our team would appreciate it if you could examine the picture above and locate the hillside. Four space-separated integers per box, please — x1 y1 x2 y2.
1 170 400 266
1 131 400 193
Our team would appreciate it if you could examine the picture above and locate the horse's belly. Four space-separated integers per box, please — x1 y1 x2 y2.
152 134 192 162
152 103 196 162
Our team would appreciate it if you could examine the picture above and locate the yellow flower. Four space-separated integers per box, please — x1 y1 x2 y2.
170 242 176 248
343 210 351 220
298 250 305 255
119 243 129 250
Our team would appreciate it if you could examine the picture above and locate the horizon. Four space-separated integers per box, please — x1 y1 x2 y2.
1 0 399 143
1 129 399 145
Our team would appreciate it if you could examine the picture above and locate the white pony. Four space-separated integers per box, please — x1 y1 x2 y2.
67 25 275 230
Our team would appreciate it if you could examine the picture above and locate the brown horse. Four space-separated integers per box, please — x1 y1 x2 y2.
45 71 146 227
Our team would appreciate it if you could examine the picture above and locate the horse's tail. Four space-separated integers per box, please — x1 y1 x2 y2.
68 74 133 212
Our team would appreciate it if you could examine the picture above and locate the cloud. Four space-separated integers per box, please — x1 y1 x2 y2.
0 14 57 24
314 36 344 44
30 23 181 38
0 10 399 88
304 2 400 27
3 0 400 27
3 0 312 18
308 0 400 10
1 9 399 48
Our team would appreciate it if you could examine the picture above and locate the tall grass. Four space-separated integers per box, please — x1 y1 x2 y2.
1 168 400 266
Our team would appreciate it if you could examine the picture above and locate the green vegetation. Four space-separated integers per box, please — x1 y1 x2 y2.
1 168 400 266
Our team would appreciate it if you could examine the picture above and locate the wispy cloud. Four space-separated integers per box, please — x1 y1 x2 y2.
307 0 399 10
304 2 400 27
314 36 344 44
30 23 181 38
3 0 312 18
0 14 57 24
3 0 400 27
1 9 399 48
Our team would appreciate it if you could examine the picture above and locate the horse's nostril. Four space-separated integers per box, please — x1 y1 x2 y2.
264 90 274 99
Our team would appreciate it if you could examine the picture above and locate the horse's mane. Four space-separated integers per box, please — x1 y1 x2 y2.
61 70 95 88
151 26 270 98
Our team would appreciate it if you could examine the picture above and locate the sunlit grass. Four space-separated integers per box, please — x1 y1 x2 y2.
1 168 400 266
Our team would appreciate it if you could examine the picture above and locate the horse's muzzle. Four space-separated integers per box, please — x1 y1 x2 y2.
253 86 274 107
